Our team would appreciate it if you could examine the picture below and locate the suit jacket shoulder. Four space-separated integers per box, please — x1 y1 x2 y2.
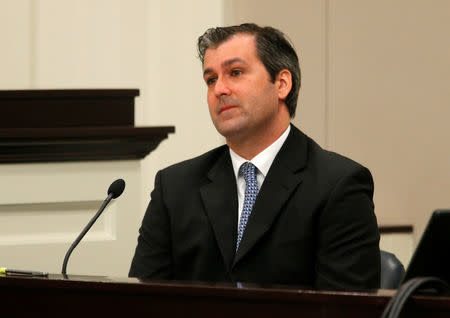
159 144 229 181
291 125 370 176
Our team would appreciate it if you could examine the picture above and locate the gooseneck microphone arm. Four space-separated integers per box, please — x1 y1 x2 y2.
61 179 125 276
61 193 113 276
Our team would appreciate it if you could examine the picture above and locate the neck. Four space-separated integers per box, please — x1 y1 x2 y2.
227 113 290 160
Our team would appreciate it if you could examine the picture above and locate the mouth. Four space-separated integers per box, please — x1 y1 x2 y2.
218 104 237 114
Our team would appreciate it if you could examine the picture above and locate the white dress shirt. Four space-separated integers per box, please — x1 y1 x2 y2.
229 125 291 226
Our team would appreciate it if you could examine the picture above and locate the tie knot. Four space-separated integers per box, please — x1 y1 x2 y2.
239 162 257 183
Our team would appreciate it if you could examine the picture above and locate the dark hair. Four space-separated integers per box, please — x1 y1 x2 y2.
197 23 301 117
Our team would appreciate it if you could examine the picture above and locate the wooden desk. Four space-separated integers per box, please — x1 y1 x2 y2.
1 275 449 317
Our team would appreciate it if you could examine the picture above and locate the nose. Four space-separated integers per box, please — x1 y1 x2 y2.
213 76 231 96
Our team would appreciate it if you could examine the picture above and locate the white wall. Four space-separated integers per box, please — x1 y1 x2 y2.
140 0 224 217
229 0 450 265
0 161 142 276
0 0 224 276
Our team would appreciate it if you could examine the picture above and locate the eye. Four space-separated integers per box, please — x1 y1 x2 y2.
231 69 242 77
206 77 217 86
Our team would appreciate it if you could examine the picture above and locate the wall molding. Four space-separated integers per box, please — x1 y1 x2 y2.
379 225 413 234
0 89 174 163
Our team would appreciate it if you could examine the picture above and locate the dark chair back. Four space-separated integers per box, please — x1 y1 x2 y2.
380 250 405 289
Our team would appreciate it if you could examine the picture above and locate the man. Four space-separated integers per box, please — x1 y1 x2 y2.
129 23 380 290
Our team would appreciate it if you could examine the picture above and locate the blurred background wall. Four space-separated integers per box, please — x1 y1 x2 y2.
1 0 449 275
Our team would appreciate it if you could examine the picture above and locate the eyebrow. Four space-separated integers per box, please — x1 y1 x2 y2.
203 57 248 78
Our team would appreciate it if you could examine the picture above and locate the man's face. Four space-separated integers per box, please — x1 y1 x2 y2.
202 34 282 141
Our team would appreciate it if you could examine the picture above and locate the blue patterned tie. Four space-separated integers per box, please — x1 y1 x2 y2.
236 162 259 251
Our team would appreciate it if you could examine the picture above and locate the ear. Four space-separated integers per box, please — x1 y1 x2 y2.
275 69 292 101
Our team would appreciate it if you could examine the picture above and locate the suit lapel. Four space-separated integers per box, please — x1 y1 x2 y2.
233 126 308 265
200 149 238 272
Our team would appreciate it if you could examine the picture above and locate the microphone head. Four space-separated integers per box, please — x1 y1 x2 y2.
108 179 125 199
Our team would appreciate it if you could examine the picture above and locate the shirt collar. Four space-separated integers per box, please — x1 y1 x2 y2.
229 125 291 179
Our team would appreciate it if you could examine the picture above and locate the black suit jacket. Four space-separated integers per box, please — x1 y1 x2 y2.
129 125 380 290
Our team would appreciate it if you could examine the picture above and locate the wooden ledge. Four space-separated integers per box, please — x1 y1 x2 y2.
0 126 174 163
379 225 413 234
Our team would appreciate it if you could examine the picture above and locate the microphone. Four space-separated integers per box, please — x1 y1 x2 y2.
61 179 125 276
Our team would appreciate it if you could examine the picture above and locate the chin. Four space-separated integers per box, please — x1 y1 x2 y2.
213 117 249 139
217 126 247 140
